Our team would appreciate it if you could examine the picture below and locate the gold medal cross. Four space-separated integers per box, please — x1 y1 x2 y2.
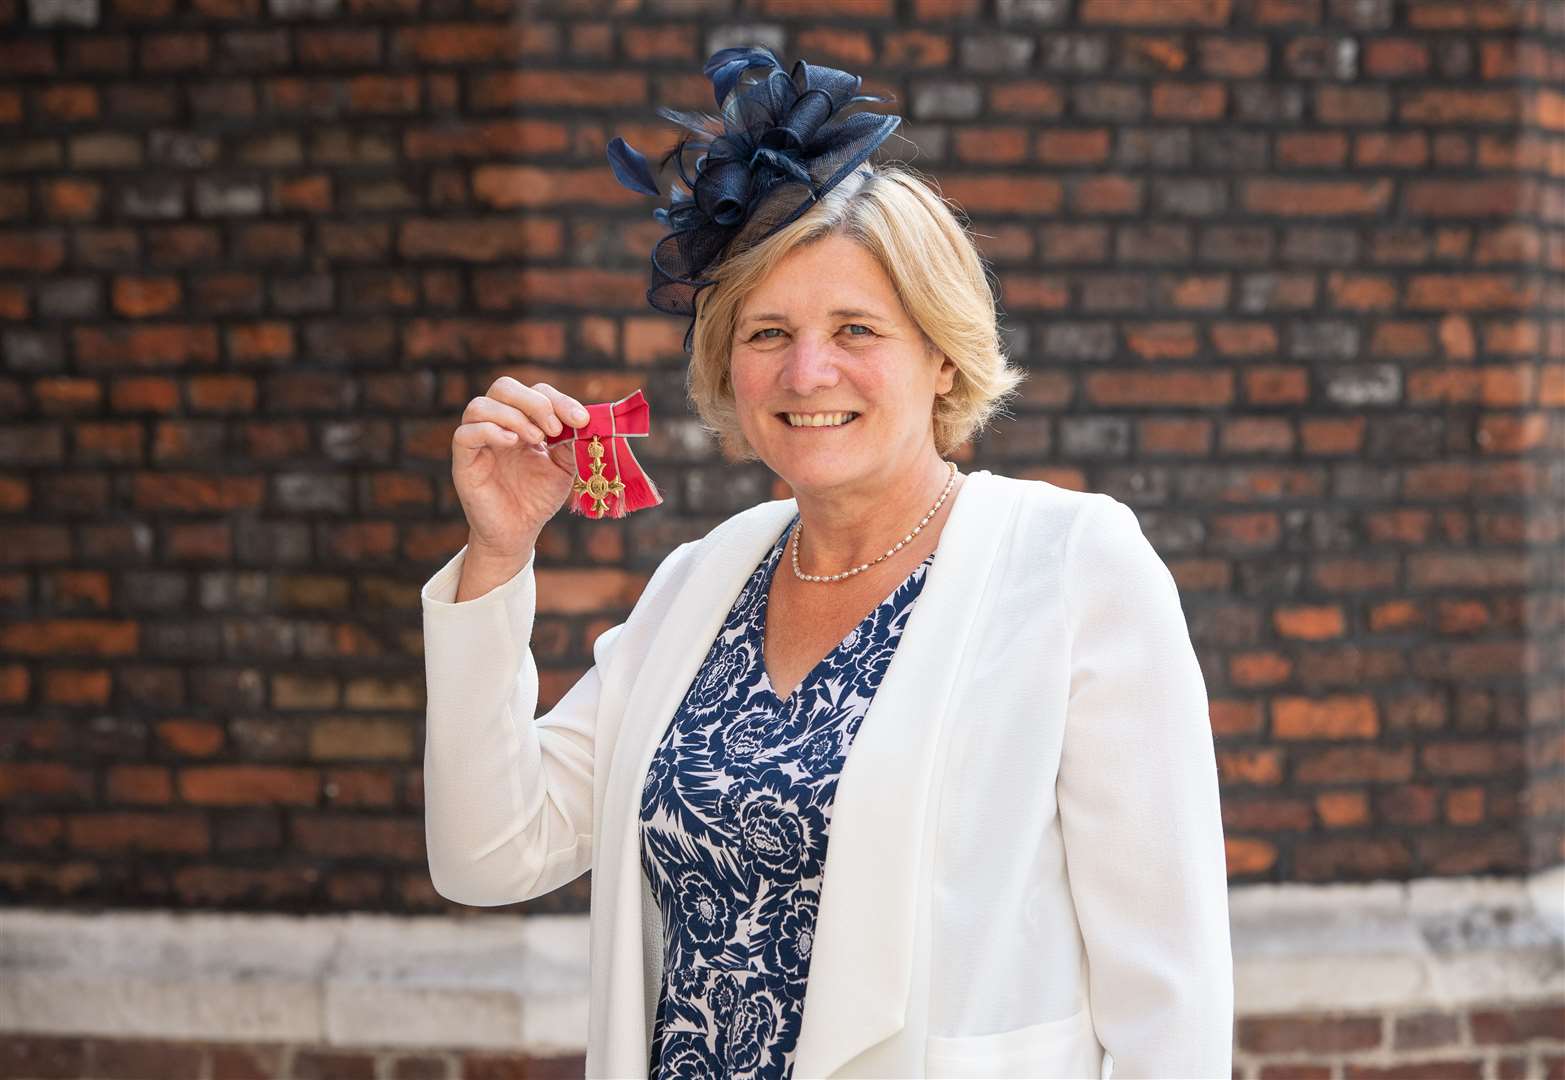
572 435 625 517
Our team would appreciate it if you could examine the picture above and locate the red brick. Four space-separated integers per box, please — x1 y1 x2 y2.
1401 89 1522 125
291 815 423 859
1471 995 1558 1033
131 472 264 511
1295 746 1413 784
1402 180 1521 216
0 619 137 657
1244 179 1392 215
1224 836 1277 875
989 81 1065 117
1294 837 1413 880
1086 370 1234 407
468 69 645 110
1224 797 1312 830
1208 748 1283 782
141 31 209 71
180 766 320 806
1239 1014 1384 1053
67 812 208 853
1364 38 1430 77
393 22 536 63
0 1034 89 1078
1152 80 1226 119
1080 0 1232 24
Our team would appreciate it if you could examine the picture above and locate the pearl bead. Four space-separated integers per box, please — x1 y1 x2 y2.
790 461 957 584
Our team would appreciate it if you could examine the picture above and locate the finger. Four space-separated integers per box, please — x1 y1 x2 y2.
463 394 547 444
485 376 569 438
529 382 592 429
452 420 524 453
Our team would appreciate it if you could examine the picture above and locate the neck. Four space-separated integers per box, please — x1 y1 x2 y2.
792 453 960 571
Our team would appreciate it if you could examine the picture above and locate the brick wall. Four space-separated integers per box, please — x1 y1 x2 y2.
0 0 1561 917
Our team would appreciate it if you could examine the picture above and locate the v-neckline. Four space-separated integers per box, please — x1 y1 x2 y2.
754 516 934 705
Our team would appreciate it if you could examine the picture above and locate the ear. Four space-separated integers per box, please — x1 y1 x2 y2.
926 336 957 396
935 354 957 396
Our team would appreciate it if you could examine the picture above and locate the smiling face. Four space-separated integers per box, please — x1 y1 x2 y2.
729 233 957 498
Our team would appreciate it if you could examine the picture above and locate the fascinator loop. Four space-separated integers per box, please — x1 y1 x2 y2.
606 45 904 353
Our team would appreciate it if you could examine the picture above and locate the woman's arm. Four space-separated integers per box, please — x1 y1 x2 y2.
420 539 691 907
1055 494 1234 1079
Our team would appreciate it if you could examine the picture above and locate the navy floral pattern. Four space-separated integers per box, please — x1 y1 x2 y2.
639 514 936 1079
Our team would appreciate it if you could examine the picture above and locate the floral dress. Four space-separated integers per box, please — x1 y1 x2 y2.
638 513 937 1080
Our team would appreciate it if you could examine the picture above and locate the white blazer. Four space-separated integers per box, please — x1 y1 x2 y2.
420 469 1233 1079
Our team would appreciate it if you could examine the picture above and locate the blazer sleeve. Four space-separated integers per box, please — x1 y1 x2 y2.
1055 494 1234 1079
420 539 690 907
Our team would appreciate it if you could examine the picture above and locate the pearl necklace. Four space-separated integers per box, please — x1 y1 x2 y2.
790 461 959 584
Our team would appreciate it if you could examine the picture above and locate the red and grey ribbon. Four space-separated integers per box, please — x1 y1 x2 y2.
541 389 664 518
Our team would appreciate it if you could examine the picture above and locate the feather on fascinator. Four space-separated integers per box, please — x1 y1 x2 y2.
605 45 904 353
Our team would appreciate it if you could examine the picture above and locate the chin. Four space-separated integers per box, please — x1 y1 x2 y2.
774 457 873 491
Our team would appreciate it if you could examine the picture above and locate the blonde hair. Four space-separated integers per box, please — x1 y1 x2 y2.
685 163 1026 462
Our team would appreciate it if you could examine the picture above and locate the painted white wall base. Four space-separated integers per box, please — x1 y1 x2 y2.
0 909 589 1052
2 866 1560 1053
1230 863 1564 1015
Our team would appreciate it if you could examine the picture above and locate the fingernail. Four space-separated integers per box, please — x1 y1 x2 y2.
574 407 589 423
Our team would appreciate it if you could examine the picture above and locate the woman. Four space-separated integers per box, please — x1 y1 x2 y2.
421 46 1232 1079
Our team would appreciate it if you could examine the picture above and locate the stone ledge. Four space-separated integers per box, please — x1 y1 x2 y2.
2 866 1560 1053
0 909 588 1052
1229 864 1564 1015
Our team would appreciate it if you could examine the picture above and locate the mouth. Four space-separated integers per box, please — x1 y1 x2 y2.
776 411 862 430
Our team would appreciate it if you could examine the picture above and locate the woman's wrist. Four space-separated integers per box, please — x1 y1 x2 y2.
456 535 538 602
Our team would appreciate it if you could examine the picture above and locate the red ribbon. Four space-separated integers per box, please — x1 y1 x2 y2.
541 389 664 518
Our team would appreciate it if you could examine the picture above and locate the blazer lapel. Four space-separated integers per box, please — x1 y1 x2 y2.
589 495 800 1078
790 469 1016 1078
587 469 1017 1079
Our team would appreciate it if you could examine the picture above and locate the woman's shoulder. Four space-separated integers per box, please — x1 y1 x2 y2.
982 470 1114 543
638 496 797 587
980 473 1168 594
676 496 799 556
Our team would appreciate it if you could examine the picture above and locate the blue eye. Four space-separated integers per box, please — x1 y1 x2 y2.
748 325 874 341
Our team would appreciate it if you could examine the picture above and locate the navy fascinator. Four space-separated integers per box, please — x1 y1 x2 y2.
606 45 904 354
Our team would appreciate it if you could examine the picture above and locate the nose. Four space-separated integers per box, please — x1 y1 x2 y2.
777 334 841 396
